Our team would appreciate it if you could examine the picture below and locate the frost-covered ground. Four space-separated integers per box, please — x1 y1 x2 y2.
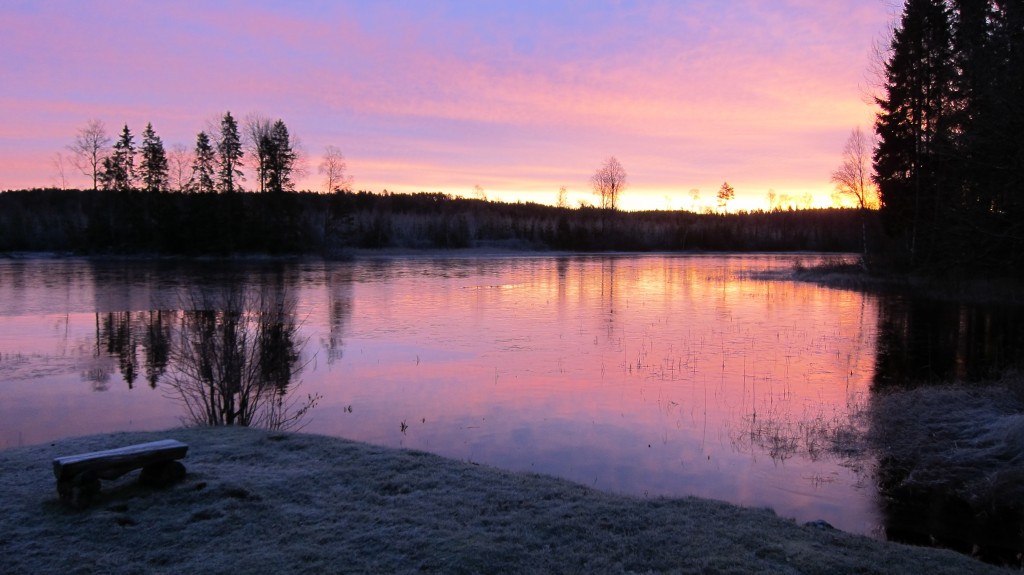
0 426 1002 574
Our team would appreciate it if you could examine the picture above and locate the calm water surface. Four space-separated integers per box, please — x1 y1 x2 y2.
0 254 998 538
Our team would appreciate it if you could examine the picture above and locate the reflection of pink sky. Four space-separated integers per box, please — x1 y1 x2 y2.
302 255 880 533
0 312 181 447
1 2 891 210
0 255 880 534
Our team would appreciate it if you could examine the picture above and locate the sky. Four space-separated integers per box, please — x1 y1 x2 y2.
0 1 895 211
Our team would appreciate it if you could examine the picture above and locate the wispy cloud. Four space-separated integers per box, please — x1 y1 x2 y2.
0 1 889 209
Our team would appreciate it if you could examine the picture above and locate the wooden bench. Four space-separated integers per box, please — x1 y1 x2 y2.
53 439 189 508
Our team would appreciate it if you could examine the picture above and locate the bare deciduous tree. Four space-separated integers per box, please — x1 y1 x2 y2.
473 184 487 201
831 126 878 258
831 127 877 210
689 188 701 212
167 143 192 192
244 113 274 193
288 133 310 185
67 119 111 191
798 192 814 210
591 156 626 211
556 186 568 208
318 145 352 193
778 193 793 210
51 152 68 190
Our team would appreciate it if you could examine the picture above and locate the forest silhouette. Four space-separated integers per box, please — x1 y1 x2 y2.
0 188 865 255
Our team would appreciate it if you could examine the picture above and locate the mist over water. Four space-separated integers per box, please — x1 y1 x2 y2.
2 254 1021 539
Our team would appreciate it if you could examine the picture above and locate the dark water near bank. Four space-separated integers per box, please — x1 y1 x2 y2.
1 254 1022 558
874 295 1024 385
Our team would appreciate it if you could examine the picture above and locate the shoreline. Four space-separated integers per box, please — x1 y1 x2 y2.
0 247 853 256
791 261 1024 305
1 427 1004 574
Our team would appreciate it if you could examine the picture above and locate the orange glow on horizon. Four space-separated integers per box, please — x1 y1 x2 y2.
304 180 838 213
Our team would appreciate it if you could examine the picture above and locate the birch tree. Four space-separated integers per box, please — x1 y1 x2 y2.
68 119 111 190
318 145 352 193
591 156 626 211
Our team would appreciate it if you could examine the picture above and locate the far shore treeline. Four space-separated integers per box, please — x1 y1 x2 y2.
31 109 863 256
0 188 863 255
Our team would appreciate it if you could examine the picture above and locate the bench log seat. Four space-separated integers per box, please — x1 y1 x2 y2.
53 439 188 508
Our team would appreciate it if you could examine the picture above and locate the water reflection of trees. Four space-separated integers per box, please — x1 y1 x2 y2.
321 268 353 364
873 297 1024 386
169 284 316 430
92 311 173 390
142 311 172 387
84 278 320 430
600 258 617 339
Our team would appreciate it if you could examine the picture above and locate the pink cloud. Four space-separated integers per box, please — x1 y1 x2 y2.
0 1 891 211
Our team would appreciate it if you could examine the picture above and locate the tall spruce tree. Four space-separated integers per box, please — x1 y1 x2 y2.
101 124 137 191
139 122 169 192
948 0 1003 267
217 111 243 193
988 1 1024 264
191 131 216 193
873 0 1024 274
873 0 958 269
263 119 296 194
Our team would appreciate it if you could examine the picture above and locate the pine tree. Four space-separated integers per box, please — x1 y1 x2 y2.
264 119 296 194
217 111 243 193
102 124 136 191
191 131 216 193
716 182 735 212
987 3 1024 231
873 0 958 268
139 122 169 192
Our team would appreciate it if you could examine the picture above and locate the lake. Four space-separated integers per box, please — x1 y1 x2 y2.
1 254 1020 544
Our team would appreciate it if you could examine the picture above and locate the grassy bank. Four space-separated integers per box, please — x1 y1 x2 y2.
867 377 1024 563
0 427 1004 574
792 259 1024 304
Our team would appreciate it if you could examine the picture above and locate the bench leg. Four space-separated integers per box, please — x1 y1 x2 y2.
139 460 186 487
58 471 101 509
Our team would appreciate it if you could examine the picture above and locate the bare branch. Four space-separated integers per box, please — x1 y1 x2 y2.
556 186 568 208
318 145 353 193
67 119 111 191
591 156 627 211
167 143 193 193
831 127 878 210
51 152 68 190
